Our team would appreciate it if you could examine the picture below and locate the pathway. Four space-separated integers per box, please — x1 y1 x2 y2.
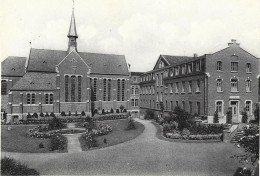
2 119 243 176
65 123 82 153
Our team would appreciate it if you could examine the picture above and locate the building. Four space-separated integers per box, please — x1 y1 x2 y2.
129 72 143 118
140 40 260 123
1 8 131 121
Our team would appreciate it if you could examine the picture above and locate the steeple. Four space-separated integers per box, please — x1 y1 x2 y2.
67 1 78 52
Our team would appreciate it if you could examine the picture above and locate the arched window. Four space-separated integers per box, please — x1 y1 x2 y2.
246 79 251 92
217 79 222 92
71 76 76 102
65 75 69 102
231 78 238 92
217 61 222 71
107 79 111 101
78 76 82 102
93 78 97 101
117 79 121 101
122 79 125 101
103 79 107 101
45 94 49 104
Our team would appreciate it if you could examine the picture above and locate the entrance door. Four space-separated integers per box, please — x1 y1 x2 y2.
230 101 238 122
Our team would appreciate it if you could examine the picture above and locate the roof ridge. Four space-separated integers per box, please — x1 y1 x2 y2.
79 51 125 57
31 48 67 52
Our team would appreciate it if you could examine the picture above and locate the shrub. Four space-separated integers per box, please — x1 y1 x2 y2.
171 106 193 131
93 109 98 115
226 108 232 124
60 111 66 116
123 109 127 113
39 142 44 148
254 106 259 123
68 111 71 116
48 116 66 130
40 112 44 117
214 110 219 123
75 111 78 116
242 109 248 123
50 134 67 151
162 123 171 134
26 113 31 119
45 112 49 117
81 111 86 116
110 108 114 113
102 109 106 114
50 112 55 117
125 119 136 130
120 105 124 112
103 138 107 144
116 109 120 113
181 128 190 136
1 157 40 175
144 109 155 120
86 116 91 122
32 113 38 119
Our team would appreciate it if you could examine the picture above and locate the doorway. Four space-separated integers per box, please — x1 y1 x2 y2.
230 101 239 122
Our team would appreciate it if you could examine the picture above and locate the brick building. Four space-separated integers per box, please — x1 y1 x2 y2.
140 40 260 123
1 8 131 121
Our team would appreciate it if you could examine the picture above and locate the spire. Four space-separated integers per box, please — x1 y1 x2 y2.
67 0 78 52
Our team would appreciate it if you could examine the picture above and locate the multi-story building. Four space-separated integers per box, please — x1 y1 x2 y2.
140 40 260 123
1 7 131 121
129 72 143 118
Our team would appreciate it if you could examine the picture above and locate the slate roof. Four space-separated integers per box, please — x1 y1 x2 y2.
27 48 129 75
11 72 56 91
1 56 26 76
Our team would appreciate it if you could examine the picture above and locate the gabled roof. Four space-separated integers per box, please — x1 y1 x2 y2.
11 72 56 91
26 48 129 75
1 56 27 76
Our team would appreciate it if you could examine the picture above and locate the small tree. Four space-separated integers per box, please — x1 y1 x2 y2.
81 111 86 116
60 111 66 116
45 112 50 117
40 112 44 117
68 111 71 116
120 105 124 113
27 113 32 119
226 108 232 124
144 109 155 120
254 105 259 123
213 110 219 123
75 111 78 116
110 108 114 114
102 109 105 114
50 112 55 118
32 113 38 119
116 109 120 113
123 109 127 113
242 109 248 123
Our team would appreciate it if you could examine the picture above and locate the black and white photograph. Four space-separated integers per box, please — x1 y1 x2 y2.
0 0 259 175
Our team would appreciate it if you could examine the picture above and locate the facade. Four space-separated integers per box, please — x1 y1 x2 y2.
140 40 260 123
1 8 131 121
129 72 143 118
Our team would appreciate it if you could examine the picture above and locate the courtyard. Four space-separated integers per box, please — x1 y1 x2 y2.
2 118 244 176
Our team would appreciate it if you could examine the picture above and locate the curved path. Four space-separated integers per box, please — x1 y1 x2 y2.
2 119 242 175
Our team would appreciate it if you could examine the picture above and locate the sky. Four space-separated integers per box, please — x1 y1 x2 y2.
0 0 260 72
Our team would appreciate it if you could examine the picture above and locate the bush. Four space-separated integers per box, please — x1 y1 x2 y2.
68 111 71 116
102 109 106 114
48 116 66 130
40 112 44 117
171 106 193 131
162 123 171 134
144 109 155 120
242 110 248 123
226 108 232 124
120 105 124 112
214 110 219 123
75 111 78 116
125 119 136 130
45 112 49 117
32 113 38 119
116 109 120 113
181 128 190 136
26 113 31 119
50 112 55 117
81 111 86 116
110 108 114 113
93 114 128 121
39 142 44 148
50 134 67 151
93 109 98 115
123 109 127 113
1 157 40 175
254 106 259 123
60 111 66 116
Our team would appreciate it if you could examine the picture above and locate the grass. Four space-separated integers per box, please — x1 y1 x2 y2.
79 119 144 151
1 125 67 153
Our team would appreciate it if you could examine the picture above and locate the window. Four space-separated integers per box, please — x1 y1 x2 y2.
246 79 251 92
217 79 222 92
131 99 138 107
71 76 76 102
78 76 82 102
156 74 159 86
107 79 111 101
176 101 179 107
103 79 107 101
188 63 193 73
117 79 121 101
170 83 173 93
196 80 200 92
188 81 192 93
231 62 238 72
50 94 53 104
27 94 30 104
182 101 185 111
65 76 69 102
165 101 168 110
135 87 139 94
27 93 36 104
246 63 251 73
1 80 7 95
245 101 252 115
32 93 35 104
231 78 238 92
93 78 97 101
170 69 174 77
132 86 135 94
160 92 163 101
160 73 163 86
189 101 192 114
181 81 185 93
134 77 137 82
45 94 49 104
165 84 168 94
170 101 173 111
175 66 180 76
195 61 201 71
182 65 186 74
216 101 223 116
175 82 179 93
197 102 200 115
122 79 125 101
217 61 222 71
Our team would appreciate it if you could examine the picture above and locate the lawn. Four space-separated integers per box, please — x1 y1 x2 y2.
79 119 144 150
1 125 67 153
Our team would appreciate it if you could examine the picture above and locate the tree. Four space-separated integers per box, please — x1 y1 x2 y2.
110 108 114 114
254 105 259 123
241 109 248 123
32 113 38 119
120 105 124 113
81 111 86 116
213 110 219 123
171 106 193 131
26 113 31 119
226 108 232 124
144 109 155 120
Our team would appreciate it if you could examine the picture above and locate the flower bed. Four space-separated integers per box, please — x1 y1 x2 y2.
93 113 128 121
165 133 222 140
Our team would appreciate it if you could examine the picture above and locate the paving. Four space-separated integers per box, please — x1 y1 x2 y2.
1 119 243 175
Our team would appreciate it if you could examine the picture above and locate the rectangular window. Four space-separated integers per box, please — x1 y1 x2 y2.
45 94 49 104
175 66 179 76
31 93 36 104
160 73 163 86
156 74 159 86
65 76 69 102
156 92 159 101
182 65 186 75
135 99 138 107
217 61 222 71
1 80 7 95
217 79 222 92
175 82 179 93
176 101 179 107
50 94 53 104
246 80 251 92
246 63 251 73
27 94 31 104
216 101 222 116
231 78 238 92
93 78 97 101
196 61 201 71
78 76 82 102
188 63 193 73
189 101 192 114
131 99 135 107
132 86 135 94
165 84 168 94
170 101 173 111
165 101 168 110
188 81 192 92
197 102 200 115
245 101 251 115
196 80 200 92
231 62 238 72
170 83 173 93
182 81 185 93
71 76 76 102
182 101 185 111
103 79 107 101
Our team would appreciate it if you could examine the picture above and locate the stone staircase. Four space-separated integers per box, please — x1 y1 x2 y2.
231 129 244 143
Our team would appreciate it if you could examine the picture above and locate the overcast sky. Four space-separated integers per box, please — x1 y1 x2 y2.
0 0 259 72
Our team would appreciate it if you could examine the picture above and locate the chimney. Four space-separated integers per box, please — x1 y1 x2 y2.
193 53 198 58
228 39 240 47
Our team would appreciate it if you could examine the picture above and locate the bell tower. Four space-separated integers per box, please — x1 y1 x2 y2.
67 2 78 52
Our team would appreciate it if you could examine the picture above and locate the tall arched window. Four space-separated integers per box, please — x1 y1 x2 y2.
122 79 125 101
117 79 121 101
231 78 238 92
103 79 107 101
65 75 69 102
246 79 251 92
71 76 76 102
78 76 82 102
1 80 7 95
217 79 222 92
217 61 222 71
93 78 97 101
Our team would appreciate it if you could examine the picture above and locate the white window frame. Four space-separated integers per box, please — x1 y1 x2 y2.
245 100 252 115
215 100 224 116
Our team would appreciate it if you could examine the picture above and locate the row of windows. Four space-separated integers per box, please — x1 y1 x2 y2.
1 80 7 95
141 86 155 95
65 75 82 102
26 93 53 104
215 101 252 115
216 78 251 92
131 86 139 95
217 61 252 73
165 80 200 94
